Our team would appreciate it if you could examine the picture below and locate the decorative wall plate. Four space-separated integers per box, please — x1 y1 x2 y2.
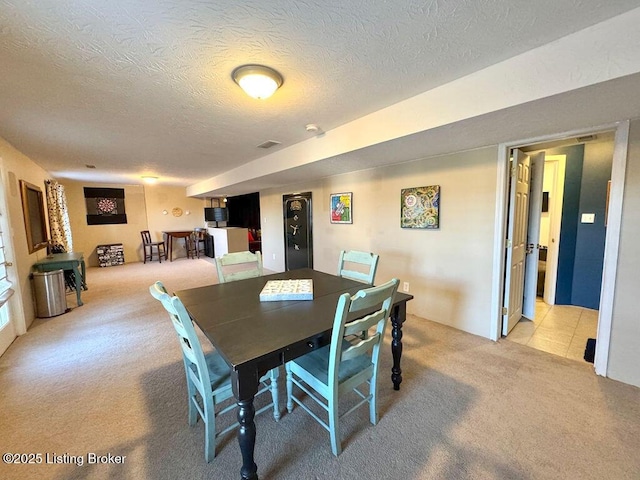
172 207 183 217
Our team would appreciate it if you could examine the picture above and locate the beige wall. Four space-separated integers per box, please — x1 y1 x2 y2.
607 119 640 387
61 180 207 266
260 136 640 388
62 181 149 266
0 138 51 330
261 147 499 339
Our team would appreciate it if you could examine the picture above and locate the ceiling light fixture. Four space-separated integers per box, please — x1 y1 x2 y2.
141 176 158 184
232 64 283 99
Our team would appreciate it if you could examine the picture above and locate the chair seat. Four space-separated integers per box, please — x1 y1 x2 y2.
192 351 273 393
189 352 232 392
289 340 372 387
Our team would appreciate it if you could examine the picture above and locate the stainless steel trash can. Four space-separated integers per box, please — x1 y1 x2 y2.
32 269 67 318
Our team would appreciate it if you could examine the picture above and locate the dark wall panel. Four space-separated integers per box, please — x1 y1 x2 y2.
552 144 584 305
571 142 613 309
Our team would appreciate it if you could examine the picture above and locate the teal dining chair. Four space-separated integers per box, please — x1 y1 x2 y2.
337 250 379 285
285 278 399 456
149 281 279 462
215 251 263 283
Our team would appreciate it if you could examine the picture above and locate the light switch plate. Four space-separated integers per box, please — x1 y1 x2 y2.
581 213 595 223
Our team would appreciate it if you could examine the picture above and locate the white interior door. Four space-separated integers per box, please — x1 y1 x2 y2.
502 149 531 335
522 152 545 319
543 155 567 305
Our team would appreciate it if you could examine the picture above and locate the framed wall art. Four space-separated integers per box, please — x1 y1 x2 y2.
401 185 440 229
330 192 352 224
84 187 127 225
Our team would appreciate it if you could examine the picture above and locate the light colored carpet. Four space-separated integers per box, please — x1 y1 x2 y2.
1 258 638 480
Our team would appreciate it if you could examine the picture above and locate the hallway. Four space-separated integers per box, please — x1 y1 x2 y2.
506 299 598 363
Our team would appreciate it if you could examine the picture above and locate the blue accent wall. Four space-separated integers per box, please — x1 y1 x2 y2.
571 145 613 309
550 142 612 309
552 145 584 305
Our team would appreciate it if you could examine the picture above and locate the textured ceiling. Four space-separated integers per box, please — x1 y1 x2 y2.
0 0 639 193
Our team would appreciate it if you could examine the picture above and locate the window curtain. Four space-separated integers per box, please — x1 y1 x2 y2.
45 180 73 252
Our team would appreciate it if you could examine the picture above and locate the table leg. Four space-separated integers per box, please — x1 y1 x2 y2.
232 371 260 480
162 234 168 261
390 302 407 390
80 259 88 290
184 237 191 259
238 398 257 480
72 263 83 306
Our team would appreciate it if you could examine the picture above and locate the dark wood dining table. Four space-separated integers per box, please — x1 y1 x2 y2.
175 268 413 480
162 230 193 261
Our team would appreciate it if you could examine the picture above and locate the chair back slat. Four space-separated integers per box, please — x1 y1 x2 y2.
343 309 387 337
337 250 379 285
215 251 263 283
340 332 381 362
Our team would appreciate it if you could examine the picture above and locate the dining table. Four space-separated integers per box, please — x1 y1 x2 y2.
162 230 193 261
175 268 413 480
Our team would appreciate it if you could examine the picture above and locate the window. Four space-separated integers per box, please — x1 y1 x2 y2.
0 219 14 325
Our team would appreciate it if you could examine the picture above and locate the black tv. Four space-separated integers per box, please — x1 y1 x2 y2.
204 207 227 222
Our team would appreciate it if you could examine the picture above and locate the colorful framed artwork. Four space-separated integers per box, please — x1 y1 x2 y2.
401 185 440 229
330 192 353 224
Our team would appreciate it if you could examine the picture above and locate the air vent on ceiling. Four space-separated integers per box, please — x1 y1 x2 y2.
257 140 281 149
576 134 597 143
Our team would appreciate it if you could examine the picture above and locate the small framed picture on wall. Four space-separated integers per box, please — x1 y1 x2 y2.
330 192 352 224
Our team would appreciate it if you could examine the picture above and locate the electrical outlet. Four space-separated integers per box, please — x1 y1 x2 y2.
272 253 276 260
403 282 410 292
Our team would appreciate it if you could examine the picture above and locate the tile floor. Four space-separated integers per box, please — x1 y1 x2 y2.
506 298 598 362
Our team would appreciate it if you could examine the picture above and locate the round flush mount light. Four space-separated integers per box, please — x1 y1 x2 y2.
232 64 283 99
141 176 158 184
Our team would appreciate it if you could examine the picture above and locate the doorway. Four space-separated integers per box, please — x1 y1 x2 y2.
226 192 262 253
503 122 628 374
